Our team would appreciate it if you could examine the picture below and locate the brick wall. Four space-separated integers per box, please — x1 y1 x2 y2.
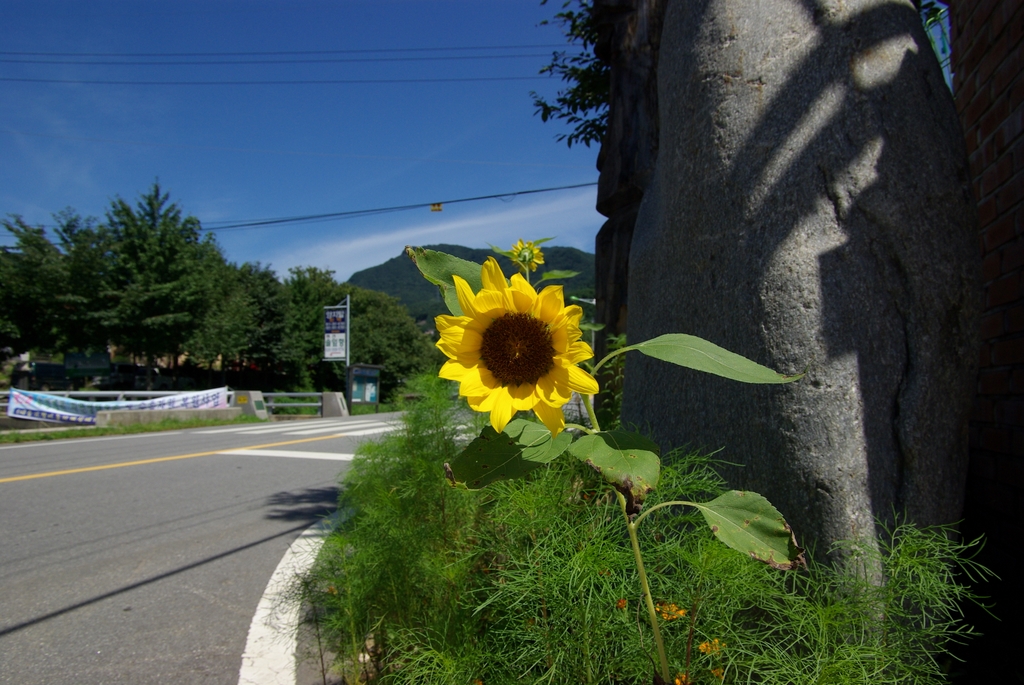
949 0 1022 679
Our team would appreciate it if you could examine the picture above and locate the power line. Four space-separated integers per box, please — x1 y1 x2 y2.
201 182 598 231
0 128 591 169
0 76 548 86
0 44 568 58
0 53 558 66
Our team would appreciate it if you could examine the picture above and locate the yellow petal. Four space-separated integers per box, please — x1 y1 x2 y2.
489 390 515 433
536 367 572 406
508 273 537 313
533 402 565 437
508 382 538 411
560 341 594 365
453 276 477 317
550 323 569 354
533 284 564 323
457 364 497 397
481 256 508 292
439 359 471 383
472 288 508 320
567 366 600 395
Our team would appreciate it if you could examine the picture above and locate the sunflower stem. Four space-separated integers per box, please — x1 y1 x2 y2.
564 422 595 435
583 394 601 433
617 490 671 683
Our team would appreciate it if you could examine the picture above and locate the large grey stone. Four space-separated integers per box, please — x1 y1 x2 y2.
623 0 981 553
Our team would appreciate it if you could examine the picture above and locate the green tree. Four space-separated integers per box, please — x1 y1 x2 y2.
236 261 289 385
100 183 222 388
52 210 115 353
0 217 68 356
532 0 609 148
185 260 256 384
282 266 440 397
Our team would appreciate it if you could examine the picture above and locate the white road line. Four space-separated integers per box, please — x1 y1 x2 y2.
219 421 384 436
218 449 354 461
282 423 393 436
237 515 337 685
193 421 346 435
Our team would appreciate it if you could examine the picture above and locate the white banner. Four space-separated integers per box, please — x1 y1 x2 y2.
6 388 229 425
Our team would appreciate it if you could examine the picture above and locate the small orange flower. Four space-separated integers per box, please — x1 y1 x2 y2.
615 598 628 610
656 602 687 620
473 680 484 685
711 667 725 680
674 674 690 685
698 638 726 654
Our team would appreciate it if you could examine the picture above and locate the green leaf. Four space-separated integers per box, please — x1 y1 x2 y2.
532 237 556 245
537 269 579 283
569 430 660 513
487 243 517 260
406 246 483 316
692 491 806 570
444 418 571 489
628 334 803 384
578 321 605 331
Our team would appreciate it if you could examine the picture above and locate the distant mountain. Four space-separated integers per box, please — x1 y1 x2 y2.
347 244 595 324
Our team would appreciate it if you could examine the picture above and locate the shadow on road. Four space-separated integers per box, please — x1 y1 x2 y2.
264 486 339 523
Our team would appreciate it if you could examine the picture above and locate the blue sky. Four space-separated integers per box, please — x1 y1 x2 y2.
0 1 603 281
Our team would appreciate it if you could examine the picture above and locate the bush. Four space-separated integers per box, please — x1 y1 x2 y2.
298 376 991 685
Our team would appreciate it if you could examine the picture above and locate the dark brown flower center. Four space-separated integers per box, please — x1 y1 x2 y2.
479 312 555 386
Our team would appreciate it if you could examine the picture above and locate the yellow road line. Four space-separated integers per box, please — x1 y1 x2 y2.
0 433 351 484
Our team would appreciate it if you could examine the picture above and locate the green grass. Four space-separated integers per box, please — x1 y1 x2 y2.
296 375 993 685
0 414 265 443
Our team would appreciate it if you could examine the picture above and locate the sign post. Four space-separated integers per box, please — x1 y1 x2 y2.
323 296 350 365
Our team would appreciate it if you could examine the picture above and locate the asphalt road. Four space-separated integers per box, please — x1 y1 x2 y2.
0 413 401 685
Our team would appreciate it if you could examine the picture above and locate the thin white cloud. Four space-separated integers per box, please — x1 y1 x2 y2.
252 187 602 280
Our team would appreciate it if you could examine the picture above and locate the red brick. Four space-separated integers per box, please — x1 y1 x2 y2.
974 396 996 422
967 450 998 481
1011 73 1024 111
980 95 1011 144
990 1 1020 41
979 196 998 227
1008 1 1024 44
996 174 1024 213
978 32 1009 85
980 367 1011 392
982 311 1006 340
996 399 1024 425
964 87 992 128
1013 367 1024 392
983 250 1002 280
980 341 992 367
996 451 1024 481
992 44 1021 97
981 147 1013 194
995 103 1024 148
992 337 1024 364
985 216 1017 251
1008 304 1024 332
1001 239 1024 271
981 426 1012 453
1014 137 1024 173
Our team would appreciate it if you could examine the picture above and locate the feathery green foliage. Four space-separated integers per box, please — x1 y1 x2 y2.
299 376 992 684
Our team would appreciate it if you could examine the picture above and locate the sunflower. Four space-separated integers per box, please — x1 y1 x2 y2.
511 239 545 272
436 257 599 436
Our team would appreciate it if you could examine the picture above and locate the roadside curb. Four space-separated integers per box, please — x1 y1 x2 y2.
238 513 339 685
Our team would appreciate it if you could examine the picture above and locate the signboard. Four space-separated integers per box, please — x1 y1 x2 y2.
347 365 382 406
324 296 350 363
6 387 229 425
